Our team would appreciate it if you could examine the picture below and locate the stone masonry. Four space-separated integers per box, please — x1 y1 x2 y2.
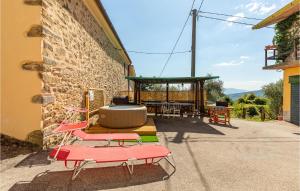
41 0 129 147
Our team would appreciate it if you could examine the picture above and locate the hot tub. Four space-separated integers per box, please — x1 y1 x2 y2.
99 105 147 128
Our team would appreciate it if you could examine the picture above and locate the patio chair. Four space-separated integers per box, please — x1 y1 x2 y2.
161 102 172 118
170 103 181 117
49 144 176 180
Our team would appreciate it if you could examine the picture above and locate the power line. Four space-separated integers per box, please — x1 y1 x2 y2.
127 50 191 55
197 0 205 13
199 10 263 21
115 47 191 55
198 15 274 29
159 0 196 76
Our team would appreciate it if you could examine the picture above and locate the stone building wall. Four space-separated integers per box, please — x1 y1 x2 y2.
41 0 129 147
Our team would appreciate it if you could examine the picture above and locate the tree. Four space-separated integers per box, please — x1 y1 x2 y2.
205 74 225 102
262 79 283 118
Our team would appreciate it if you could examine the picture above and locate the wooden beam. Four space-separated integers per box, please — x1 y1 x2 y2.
200 81 205 113
138 82 141 104
195 81 199 111
166 83 169 102
134 83 137 104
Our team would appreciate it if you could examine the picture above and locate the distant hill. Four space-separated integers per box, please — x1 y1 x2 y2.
224 88 248 95
227 90 264 100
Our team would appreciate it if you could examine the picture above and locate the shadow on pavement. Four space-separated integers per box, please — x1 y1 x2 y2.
14 150 51 168
155 117 238 143
9 164 168 191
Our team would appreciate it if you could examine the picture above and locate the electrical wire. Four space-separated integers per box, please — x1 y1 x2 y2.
125 50 191 55
199 10 264 21
159 0 196 76
114 47 191 55
198 15 274 29
197 0 205 13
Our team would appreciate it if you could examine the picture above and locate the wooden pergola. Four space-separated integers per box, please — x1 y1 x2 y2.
126 76 219 113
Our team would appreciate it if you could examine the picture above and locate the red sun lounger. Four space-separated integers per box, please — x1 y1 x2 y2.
54 121 141 146
55 106 141 145
49 144 176 180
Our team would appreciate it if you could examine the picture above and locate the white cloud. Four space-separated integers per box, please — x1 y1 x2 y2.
214 56 250 67
214 60 244 67
226 12 245 26
245 1 276 15
240 56 250 59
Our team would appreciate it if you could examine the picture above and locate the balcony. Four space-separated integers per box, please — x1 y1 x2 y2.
264 39 300 70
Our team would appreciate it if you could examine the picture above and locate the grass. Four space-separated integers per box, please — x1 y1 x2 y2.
140 135 159 142
114 135 159 143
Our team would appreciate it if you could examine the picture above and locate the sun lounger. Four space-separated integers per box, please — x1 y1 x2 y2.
49 144 176 180
54 121 141 145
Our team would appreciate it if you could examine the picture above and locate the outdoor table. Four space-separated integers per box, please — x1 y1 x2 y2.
143 102 194 116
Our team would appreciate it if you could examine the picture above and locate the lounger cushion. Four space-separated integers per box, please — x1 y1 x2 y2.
54 121 88 133
49 145 170 163
72 131 140 141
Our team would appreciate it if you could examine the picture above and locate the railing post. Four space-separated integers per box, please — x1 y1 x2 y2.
265 48 268 67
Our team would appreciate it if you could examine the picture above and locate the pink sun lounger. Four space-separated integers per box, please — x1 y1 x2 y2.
54 121 141 146
53 106 141 146
49 144 176 180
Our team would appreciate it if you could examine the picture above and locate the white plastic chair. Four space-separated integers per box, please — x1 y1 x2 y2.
172 103 181 117
161 102 171 118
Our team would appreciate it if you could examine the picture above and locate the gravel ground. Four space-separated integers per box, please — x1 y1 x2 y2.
1 118 299 191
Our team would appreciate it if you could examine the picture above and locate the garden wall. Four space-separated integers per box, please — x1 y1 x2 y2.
41 0 129 146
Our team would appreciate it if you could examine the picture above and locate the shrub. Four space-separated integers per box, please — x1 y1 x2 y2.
237 97 246 104
263 79 283 119
232 103 245 118
247 105 259 117
246 93 256 101
253 97 267 105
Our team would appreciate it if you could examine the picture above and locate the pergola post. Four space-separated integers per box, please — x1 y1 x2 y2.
195 81 199 111
166 82 169 102
134 82 137 104
138 82 141 104
200 81 205 113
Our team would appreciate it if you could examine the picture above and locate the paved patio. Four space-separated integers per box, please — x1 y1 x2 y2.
1 118 299 191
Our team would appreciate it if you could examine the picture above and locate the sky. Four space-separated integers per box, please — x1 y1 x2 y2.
101 0 290 91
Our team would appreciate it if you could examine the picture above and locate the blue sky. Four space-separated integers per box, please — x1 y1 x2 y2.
102 0 290 90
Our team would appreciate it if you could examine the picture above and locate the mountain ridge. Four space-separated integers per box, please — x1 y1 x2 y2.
226 89 264 100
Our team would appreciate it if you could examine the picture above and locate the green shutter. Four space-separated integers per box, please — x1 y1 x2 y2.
289 75 300 84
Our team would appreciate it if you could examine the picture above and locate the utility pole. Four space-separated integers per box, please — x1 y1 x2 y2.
191 9 198 112
191 9 197 77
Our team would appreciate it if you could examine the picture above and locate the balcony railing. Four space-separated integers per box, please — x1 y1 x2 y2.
264 38 300 69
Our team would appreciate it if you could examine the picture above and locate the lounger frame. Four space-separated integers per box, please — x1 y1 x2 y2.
67 153 176 180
